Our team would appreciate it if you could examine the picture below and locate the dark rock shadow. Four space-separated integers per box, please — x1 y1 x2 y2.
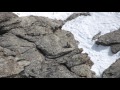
108 47 114 56
91 43 115 56
91 43 108 52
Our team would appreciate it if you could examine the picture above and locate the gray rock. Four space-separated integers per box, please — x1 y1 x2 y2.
65 52 93 68
20 47 45 62
96 30 120 46
23 60 79 78
55 29 78 48
0 12 94 78
111 44 120 54
0 55 30 78
0 33 35 54
35 29 78 59
17 16 64 30
102 59 120 78
35 33 76 59
46 48 83 63
71 64 95 78
0 12 18 23
45 48 94 78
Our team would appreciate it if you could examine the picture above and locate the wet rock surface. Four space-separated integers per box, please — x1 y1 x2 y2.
0 12 94 78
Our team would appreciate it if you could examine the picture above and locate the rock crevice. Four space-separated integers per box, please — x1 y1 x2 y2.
0 12 95 78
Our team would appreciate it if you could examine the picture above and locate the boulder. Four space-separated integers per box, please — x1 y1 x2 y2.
0 12 94 78
0 12 18 35
96 29 120 46
111 44 120 54
96 29 120 54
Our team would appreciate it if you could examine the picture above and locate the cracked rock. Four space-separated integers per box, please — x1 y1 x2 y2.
71 64 95 78
23 60 79 78
0 12 94 78
0 55 30 78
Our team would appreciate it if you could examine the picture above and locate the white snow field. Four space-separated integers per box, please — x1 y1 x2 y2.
13 12 120 77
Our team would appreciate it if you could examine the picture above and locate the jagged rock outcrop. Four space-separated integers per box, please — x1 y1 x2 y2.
102 59 120 78
96 29 120 54
0 12 95 78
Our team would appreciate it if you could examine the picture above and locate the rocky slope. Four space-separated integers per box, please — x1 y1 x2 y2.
0 12 95 78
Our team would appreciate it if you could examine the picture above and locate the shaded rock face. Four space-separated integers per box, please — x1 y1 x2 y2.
0 12 94 78
96 29 120 54
102 59 120 78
